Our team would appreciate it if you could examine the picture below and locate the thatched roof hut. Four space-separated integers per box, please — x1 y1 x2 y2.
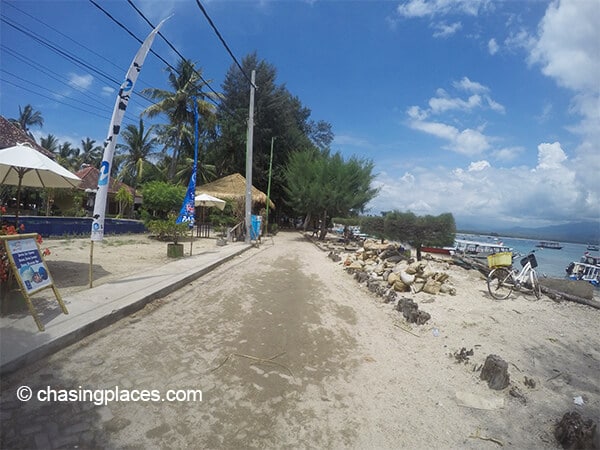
196 173 275 209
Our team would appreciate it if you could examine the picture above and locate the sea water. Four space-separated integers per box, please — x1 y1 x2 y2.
462 234 599 279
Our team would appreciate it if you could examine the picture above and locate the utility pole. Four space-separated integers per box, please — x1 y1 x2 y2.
245 70 256 243
265 136 275 234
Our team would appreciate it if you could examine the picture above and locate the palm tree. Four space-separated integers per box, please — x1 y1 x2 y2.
142 59 217 181
40 134 59 154
78 137 103 169
10 104 44 140
55 142 79 171
116 118 158 192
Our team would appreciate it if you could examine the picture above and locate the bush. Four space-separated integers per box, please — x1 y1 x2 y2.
147 213 189 243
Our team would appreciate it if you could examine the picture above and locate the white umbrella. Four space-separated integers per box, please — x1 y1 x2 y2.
0 143 81 222
194 193 226 210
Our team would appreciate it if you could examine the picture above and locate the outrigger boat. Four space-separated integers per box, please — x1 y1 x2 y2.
565 252 600 287
453 239 513 260
536 241 563 250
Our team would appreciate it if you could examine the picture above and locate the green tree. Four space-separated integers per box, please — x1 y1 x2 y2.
360 215 385 243
55 142 79 171
40 134 59 154
285 149 378 239
142 59 217 181
116 118 158 192
78 137 103 168
10 104 43 140
141 181 185 219
383 211 456 260
115 186 134 218
211 52 332 220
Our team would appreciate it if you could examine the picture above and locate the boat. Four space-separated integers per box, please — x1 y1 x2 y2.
565 252 600 287
536 241 563 250
586 244 599 251
421 246 456 255
454 239 512 260
566 262 600 286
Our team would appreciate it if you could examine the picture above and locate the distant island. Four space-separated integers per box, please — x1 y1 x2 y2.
458 221 600 245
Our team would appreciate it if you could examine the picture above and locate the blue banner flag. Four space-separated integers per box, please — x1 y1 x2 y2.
176 97 200 226
91 18 169 242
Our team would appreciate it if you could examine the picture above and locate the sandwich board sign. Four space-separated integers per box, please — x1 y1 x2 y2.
1 233 68 331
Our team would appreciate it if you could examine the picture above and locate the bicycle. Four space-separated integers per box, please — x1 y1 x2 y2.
486 251 542 300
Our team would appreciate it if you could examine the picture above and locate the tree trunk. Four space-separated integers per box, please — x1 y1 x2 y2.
416 244 422 261
318 210 328 241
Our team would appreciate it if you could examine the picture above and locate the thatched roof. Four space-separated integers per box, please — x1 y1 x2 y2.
196 173 275 209
0 115 55 158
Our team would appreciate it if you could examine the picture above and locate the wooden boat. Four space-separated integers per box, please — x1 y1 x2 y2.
454 239 512 259
536 241 562 249
421 246 455 255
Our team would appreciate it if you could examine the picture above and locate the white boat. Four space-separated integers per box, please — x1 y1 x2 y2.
566 262 600 286
536 241 563 250
454 239 513 259
565 252 600 287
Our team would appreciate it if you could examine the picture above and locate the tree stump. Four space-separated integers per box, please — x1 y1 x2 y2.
480 354 510 390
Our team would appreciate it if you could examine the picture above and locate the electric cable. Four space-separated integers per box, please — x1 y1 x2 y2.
194 0 256 90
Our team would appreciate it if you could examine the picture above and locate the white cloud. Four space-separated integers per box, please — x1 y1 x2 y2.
493 146 523 162
102 86 115 97
488 38 499 55
529 0 600 93
527 0 600 212
333 134 373 149
67 73 93 90
369 139 594 227
432 21 462 38
535 142 567 170
408 120 491 156
453 76 488 93
468 160 490 171
396 0 490 18
428 93 481 114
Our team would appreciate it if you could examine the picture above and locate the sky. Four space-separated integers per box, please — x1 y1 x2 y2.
1 0 599 231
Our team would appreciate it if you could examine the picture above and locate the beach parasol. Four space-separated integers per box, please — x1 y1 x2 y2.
194 193 226 210
0 143 81 222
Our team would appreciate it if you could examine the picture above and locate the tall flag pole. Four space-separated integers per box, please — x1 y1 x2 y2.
89 17 169 287
176 96 199 255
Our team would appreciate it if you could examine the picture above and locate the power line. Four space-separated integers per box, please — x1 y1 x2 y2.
2 46 115 112
126 0 223 110
1 78 112 121
88 0 178 77
194 0 257 90
0 16 154 110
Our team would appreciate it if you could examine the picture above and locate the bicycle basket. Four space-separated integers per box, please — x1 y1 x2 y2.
487 252 512 268
520 253 538 269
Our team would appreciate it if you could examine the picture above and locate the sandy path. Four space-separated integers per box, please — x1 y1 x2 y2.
1 231 598 449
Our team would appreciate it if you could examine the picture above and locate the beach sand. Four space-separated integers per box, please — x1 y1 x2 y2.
1 231 599 447
38 233 218 298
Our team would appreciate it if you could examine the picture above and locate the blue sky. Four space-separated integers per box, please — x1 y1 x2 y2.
1 0 599 230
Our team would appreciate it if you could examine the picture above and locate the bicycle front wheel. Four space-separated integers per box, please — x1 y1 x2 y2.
487 267 514 300
530 270 542 299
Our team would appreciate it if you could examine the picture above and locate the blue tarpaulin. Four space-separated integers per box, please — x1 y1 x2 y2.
250 215 262 240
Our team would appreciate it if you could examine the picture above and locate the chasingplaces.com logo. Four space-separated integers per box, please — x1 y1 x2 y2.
16 385 202 406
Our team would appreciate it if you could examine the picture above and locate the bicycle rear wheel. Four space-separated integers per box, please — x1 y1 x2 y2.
487 267 514 300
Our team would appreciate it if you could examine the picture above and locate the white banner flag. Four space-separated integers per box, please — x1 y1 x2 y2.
91 18 168 242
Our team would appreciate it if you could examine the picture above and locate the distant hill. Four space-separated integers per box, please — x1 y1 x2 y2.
459 221 600 244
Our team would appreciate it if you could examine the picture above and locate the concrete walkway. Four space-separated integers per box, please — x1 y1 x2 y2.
0 241 251 376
